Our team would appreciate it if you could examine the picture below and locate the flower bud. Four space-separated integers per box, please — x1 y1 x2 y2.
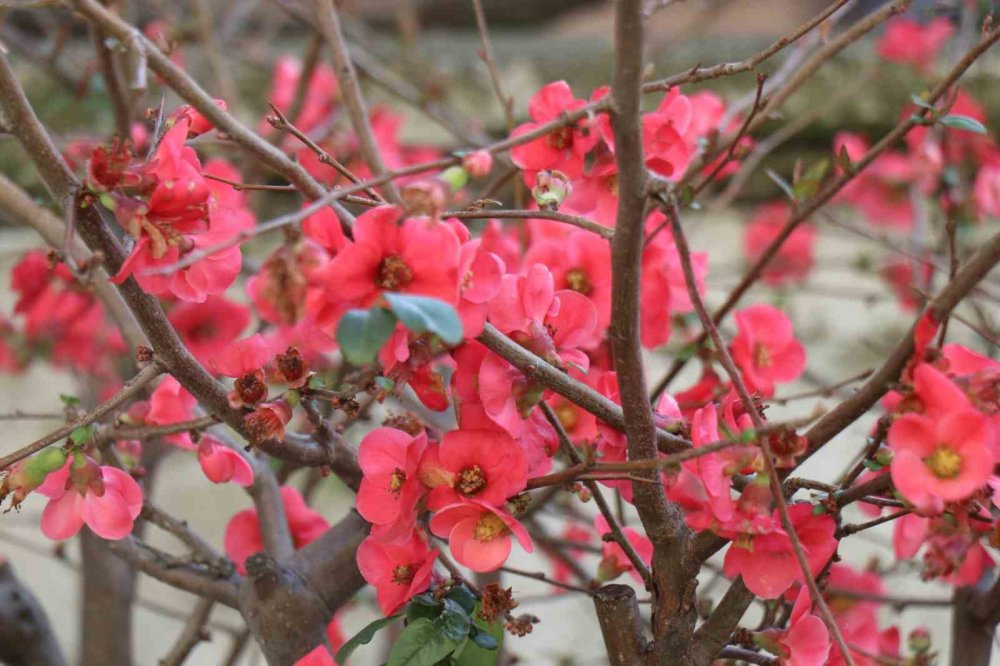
401 179 447 220
532 169 572 210
439 165 469 193
908 626 931 654
596 554 625 582
462 150 493 178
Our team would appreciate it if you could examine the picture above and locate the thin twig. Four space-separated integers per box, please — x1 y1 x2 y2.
0 362 162 470
663 201 856 666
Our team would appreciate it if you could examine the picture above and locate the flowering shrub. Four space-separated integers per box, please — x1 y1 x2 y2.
0 3 998 666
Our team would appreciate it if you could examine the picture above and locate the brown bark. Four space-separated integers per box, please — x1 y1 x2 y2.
81 530 135 666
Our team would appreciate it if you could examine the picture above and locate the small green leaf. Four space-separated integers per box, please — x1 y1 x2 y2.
336 307 397 365
334 614 401 665
435 598 472 642
451 604 503 666
386 618 460 666
307 375 325 390
383 293 464 346
375 376 396 393
446 585 478 615
940 114 987 135
765 168 795 201
406 593 442 624
98 192 117 211
910 92 933 109
470 631 499 650
862 458 884 472
835 145 854 175
802 158 829 184
70 425 94 445
59 394 80 406
811 503 827 516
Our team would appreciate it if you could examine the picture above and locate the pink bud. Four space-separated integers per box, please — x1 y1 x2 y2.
462 150 493 178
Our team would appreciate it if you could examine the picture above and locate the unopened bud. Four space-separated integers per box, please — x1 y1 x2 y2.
532 169 572 210
462 150 493 178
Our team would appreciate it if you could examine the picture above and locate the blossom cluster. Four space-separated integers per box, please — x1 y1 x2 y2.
0 11 998 666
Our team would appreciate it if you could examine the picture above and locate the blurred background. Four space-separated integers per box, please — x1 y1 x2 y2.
1 0 999 664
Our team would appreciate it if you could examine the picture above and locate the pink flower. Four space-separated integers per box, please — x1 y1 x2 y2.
169 296 251 367
760 586 831 666
744 202 816 286
730 304 806 398
455 237 506 337
524 229 613 331
974 156 1000 219
357 529 438 615
420 429 528 510
197 435 254 486
429 500 533 572
145 376 197 448
323 205 461 307
293 646 334 666
888 409 993 514
357 427 429 540
211 333 273 378
723 504 837 599
510 81 598 180
37 458 143 541
877 17 954 73
224 486 328 573
594 515 652 583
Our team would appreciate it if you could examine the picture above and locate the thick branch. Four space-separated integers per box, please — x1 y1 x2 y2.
593 584 648 666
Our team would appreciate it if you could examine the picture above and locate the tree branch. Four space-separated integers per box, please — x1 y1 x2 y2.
313 0 402 205
593 584 648 666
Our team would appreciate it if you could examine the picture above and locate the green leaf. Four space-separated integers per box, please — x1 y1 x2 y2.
835 145 854 175
334 614 401 665
910 92 933 109
940 114 987 135
862 458 884 472
70 425 94 445
765 168 795 202
451 605 503 666
386 618 460 666
59 394 80 407
336 307 397 365
383 293 464 346
436 599 472 643
375 376 396 393
406 593 442 624
446 585 478 615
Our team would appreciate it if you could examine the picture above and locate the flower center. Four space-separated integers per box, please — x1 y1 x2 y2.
391 564 414 584
606 173 619 197
565 268 592 295
753 343 772 369
456 465 487 496
556 403 578 431
473 513 509 542
546 126 573 151
388 467 406 495
377 254 413 290
926 445 962 479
